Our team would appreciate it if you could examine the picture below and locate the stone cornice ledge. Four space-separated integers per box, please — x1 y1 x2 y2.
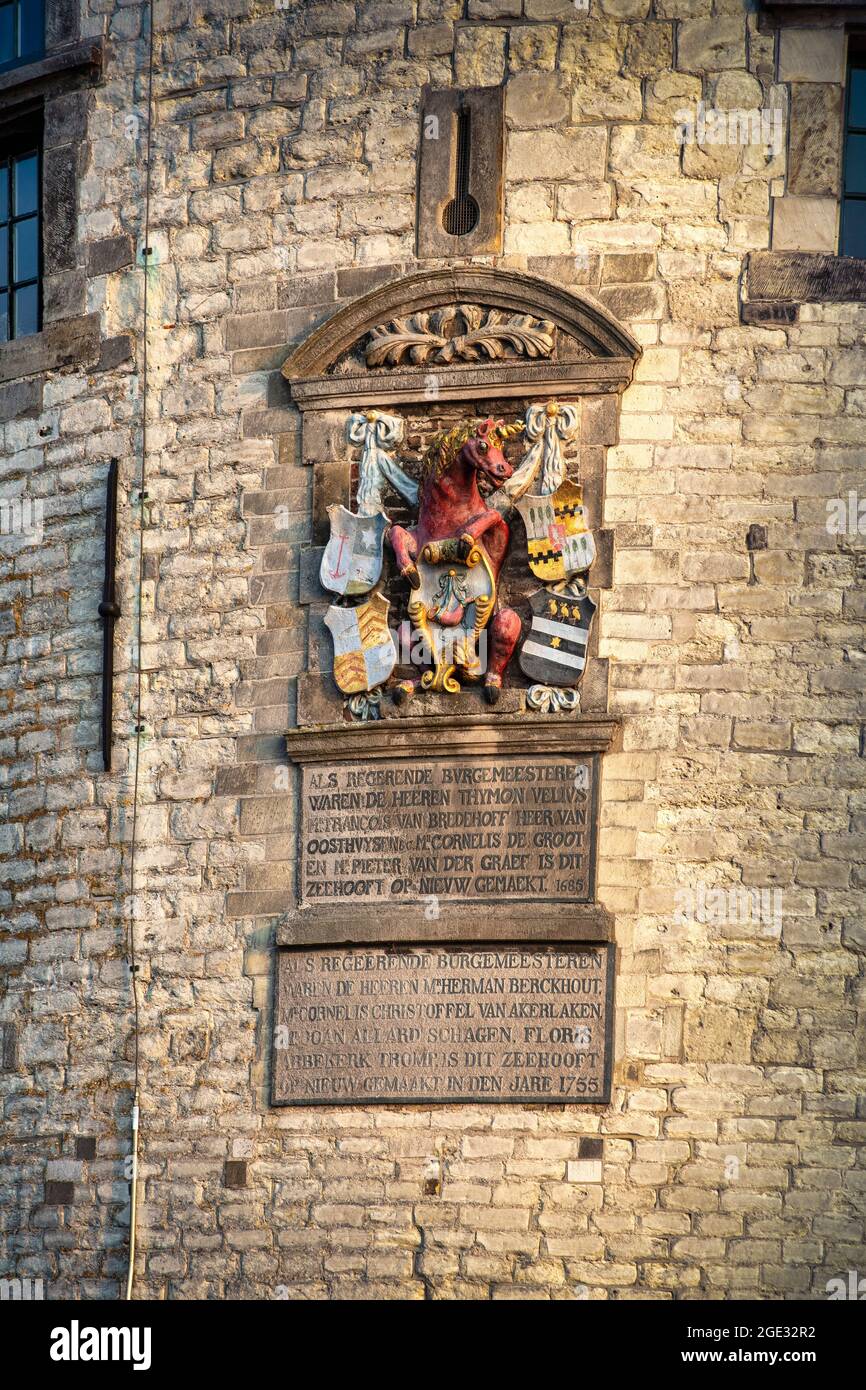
283 712 621 762
743 251 866 320
757 0 866 21
274 903 615 947
0 40 103 107
287 357 635 409
0 313 101 385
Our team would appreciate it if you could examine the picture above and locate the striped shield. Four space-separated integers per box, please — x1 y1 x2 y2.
519 586 597 688
325 593 397 694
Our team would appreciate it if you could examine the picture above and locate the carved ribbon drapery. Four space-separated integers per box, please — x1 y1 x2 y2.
347 410 419 515
499 401 580 501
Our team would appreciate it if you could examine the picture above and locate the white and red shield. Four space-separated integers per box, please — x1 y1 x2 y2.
320 504 389 597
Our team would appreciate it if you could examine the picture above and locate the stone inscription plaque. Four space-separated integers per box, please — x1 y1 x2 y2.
298 753 597 908
273 943 613 1106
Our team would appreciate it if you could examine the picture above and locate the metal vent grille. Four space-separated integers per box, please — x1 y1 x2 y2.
442 105 480 237
417 86 503 257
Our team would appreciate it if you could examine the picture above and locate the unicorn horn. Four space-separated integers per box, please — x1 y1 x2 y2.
493 419 526 444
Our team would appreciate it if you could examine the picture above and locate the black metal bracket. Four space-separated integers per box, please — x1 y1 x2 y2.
99 458 120 771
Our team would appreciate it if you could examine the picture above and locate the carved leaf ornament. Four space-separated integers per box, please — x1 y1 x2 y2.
365 304 556 368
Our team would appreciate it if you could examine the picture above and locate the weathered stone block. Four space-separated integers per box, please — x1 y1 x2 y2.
507 128 607 183
407 23 454 56
557 183 614 222
788 85 843 199
561 19 624 76
213 143 280 182
678 18 747 74
778 28 846 84
454 24 507 86
505 72 570 128
44 1182 75 1206
623 22 673 78
508 25 559 70
601 252 655 284
0 377 41 421
572 71 643 122
467 0 520 16
86 235 134 278
598 284 667 322
771 197 839 254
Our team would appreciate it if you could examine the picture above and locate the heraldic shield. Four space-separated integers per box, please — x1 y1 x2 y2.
409 539 496 693
320 504 389 597
519 585 597 688
324 593 397 694
516 480 596 583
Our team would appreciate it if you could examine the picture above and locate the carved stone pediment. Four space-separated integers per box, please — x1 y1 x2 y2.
281 267 641 409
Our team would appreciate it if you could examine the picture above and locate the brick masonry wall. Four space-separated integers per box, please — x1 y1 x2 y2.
0 0 864 1300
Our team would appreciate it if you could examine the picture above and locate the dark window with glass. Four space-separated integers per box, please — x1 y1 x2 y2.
0 0 44 73
841 46 866 259
0 138 41 341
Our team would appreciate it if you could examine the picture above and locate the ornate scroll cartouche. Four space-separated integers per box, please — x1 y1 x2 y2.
365 306 555 369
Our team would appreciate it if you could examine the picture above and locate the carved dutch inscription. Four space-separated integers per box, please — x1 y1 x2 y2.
273 944 613 1106
300 753 597 908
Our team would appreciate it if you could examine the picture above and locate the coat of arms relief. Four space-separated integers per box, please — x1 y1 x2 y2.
281 268 642 725
317 399 597 719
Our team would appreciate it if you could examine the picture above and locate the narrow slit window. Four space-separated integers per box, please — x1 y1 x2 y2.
0 138 41 342
841 43 866 259
0 0 44 73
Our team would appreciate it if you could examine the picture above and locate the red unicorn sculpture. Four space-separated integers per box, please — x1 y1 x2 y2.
387 417 523 704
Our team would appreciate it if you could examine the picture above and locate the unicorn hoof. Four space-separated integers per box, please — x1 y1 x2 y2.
483 679 502 706
393 681 415 706
402 564 421 590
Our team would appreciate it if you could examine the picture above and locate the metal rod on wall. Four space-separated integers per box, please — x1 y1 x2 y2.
98 457 121 772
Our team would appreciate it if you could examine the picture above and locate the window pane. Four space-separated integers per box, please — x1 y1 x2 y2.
845 134 866 195
0 225 7 287
0 6 14 67
19 0 43 60
841 199 866 259
0 290 8 342
849 68 866 129
13 153 38 215
13 214 37 282
0 164 7 222
13 281 37 336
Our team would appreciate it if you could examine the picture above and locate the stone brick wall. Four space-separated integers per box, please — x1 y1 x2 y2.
0 0 864 1300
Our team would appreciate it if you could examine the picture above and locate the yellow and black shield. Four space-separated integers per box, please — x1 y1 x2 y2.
516 481 596 583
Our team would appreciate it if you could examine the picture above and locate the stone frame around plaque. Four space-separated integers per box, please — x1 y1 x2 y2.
276 712 619 946
415 87 505 260
281 266 641 411
260 265 630 1111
